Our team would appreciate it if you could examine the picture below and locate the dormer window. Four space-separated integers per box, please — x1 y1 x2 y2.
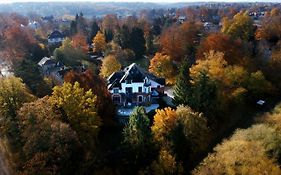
113 88 119 93
144 77 149 84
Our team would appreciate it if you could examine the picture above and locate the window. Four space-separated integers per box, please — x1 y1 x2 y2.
113 95 121 103
113 88 119 93
138 96 143 103
125 87 132 94
138 87 142 93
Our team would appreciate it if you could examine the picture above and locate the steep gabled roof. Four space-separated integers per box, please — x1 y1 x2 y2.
48 30 64 39
38 57 56 67
107 63 165 90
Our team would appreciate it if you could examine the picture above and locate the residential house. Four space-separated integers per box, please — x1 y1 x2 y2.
178 16 186 24
48 30 64 45
41 15 54 23
38 57 57 75
107 63 165 107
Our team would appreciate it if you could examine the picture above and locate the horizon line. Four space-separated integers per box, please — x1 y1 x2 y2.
0 0 280 4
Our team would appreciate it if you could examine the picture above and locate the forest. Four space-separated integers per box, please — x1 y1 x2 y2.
0 2 281 175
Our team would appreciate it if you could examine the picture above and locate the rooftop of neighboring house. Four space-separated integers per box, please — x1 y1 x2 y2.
48 30 64 40
38 57 56 67
107 63 165 90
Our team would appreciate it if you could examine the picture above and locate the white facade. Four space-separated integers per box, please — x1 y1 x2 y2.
108 78 163 94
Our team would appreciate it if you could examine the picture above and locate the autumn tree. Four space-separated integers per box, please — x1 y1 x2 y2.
50 82 101 148
151 106 211 172
151 148 184 175
255 9 281 45
18 97 81 174
0 76 34 150
160 22 202 61
222 11 254 41
2 26 36 65
193 140 281 175
264 46 281 89
149 53 177 85
64 70 115 125
196 33 248 66
152 107 178 145
193 124 281 175
54 38 87 66
93 31 107 53
100 55 121 78
101 14 119 33
72 33 88 53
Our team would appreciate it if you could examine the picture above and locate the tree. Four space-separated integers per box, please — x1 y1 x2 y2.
173 59 192 105
64 70 115 126
88 21 100 43
151 106 211 172
101 14 119 33
191 71 218 117
2 26 36 66
17 97 81 174
113 25 130 49
176 106 210 156
193 140 281 175
0 76 34 150
255 9 281 45
193 124 281 175
14 59 52 98
152 107 177 144
151 148 184 175
72 33 88 53
93 31 106 53
50 82 101 148
54 38 87 66
222 11 254 41
160 22 202 61
129 27 146 59
123 106 153 162
231 124 281 160
196 33 248 65
100 55 121 78
70 21 78 35
149 53 177 85
146 31 155 55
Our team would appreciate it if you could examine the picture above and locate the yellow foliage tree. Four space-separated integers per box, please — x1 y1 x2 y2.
149 52 177 85
151 148 183 175
151 107 177 144
222 11 254 41
193 140 281 175
50 82 101 148
93 31 106 53
100 55 121 78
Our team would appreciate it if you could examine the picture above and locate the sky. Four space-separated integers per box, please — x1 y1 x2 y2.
0 0 280 3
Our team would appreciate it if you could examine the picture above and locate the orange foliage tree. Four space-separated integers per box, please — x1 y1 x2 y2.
197 33 248 66
72 33 88 53
149 52 177 85
160 22 202 62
